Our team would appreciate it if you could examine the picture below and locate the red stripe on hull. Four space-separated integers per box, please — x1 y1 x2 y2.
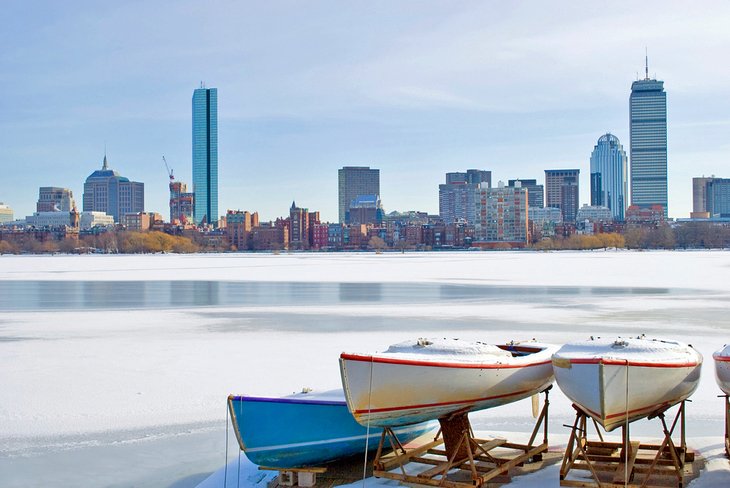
341 353 551 370
353 387 537 414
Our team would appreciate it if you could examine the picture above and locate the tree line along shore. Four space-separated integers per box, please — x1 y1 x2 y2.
0 221 728 254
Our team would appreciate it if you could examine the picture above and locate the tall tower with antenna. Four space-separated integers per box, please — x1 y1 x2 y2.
629 51 668 217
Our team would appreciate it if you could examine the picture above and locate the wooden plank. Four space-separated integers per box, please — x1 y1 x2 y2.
258 466 327 474
475 438 507 451
378 438 443 471
478 443 547 483
613 440 640 484
417 457 469 479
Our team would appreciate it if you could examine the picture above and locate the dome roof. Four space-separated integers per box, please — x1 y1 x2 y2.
85 154 123 181
597 133 621 144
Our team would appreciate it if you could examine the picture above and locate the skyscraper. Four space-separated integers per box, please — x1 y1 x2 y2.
590 133 628 221
338 166 379 223
630 59 667 216
545 169 580 222
193 86 218 226
83 155 144 222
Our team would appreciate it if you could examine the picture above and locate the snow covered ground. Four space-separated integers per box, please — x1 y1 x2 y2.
0 251 729 487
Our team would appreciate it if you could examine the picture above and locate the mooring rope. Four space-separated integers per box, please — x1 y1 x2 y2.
362 357 375 487
237 446 242 488
625 359 629 488
224 401 230 488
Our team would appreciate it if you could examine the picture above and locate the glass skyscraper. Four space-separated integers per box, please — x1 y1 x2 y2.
192 86 218 226
590 133 628 221
630 72 667 216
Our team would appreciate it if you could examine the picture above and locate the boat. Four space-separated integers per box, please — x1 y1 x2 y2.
552 337 702 432
714 344 730 395
339 338 558 428
227 389 435 468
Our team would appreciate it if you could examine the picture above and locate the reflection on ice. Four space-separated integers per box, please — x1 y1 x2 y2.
0 280 696 311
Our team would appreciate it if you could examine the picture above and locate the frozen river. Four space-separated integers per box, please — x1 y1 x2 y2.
0 251 729 487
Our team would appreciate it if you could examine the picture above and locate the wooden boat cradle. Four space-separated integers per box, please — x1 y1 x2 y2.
559 401 696 488
720 395 730 457
370 386 552 488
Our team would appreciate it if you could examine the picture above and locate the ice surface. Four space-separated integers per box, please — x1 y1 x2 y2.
0 251 729 487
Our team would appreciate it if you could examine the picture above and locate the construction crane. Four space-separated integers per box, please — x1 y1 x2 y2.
162 156 175 182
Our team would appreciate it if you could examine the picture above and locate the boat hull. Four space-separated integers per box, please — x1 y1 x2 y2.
714 351 730 395
340 343 556 428
553 351 702 432
228 392 434 468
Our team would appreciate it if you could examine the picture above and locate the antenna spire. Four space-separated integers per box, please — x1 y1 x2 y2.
102 142 108 170
645 47 649 80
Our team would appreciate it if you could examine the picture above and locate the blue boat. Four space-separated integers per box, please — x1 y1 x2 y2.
228 389 435 468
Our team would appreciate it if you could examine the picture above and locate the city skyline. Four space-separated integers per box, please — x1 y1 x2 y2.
2 2 730 222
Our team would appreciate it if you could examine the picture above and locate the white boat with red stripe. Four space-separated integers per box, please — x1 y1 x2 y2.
714 344 730 395
552 337 702 432
339 338 558 428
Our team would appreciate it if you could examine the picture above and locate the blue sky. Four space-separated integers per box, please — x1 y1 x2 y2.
2 1 729 222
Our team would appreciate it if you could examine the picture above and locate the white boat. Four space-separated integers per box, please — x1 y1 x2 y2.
339 338 558 428
713 344 730 395
552 337 702 432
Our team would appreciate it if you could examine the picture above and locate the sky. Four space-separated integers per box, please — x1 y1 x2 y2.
1 1 729 222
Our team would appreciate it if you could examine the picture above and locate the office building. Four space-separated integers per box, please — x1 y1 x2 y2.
630 60 668 216
508 179 544 208
692 176 716 218
446 169 492 187
706 178 730 218
474 182 528 245
439 169 491 224
0 203 13 223
193 85 218 226
576 205 613 222
590 133 628 221
545 169 580 222
347 194 384 226
37 187 75 212
83 155 144 223
79 211 115 230
122 212 162 232
338 166 379 223
529 206 562 238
